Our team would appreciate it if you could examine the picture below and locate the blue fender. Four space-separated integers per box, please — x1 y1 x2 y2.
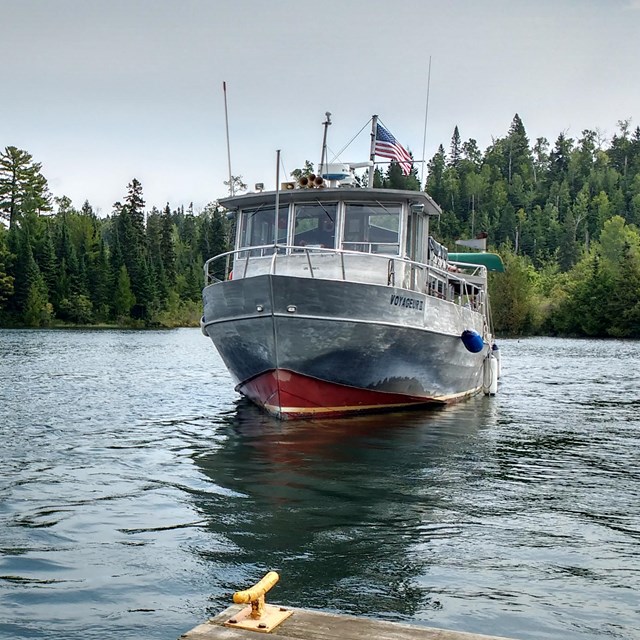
461 330 485 353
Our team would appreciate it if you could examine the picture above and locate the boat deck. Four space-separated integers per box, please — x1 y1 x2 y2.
180 604 519 640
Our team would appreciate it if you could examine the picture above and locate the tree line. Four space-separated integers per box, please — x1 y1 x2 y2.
2 112 640 336
0 147 229 327
422 115 640 337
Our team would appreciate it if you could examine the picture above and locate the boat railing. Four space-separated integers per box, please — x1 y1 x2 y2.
204 245 489 313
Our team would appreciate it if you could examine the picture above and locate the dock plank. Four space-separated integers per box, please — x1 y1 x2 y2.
180 605 518 640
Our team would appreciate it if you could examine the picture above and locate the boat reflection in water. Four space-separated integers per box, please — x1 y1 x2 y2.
191 396 500 620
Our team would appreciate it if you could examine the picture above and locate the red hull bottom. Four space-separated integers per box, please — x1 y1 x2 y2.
236 369 445 420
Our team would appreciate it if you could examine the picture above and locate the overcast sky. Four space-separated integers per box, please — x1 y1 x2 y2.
2 0 639 215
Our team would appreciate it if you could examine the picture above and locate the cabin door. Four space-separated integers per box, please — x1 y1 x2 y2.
406 210 425 263
405 209 425 290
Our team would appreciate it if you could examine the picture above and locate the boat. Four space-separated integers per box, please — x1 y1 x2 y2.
201 118 504 419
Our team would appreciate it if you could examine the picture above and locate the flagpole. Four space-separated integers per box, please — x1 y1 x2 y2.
420 56 432 188
368 115 378 188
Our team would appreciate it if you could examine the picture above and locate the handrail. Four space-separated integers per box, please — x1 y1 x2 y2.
203 244 488 304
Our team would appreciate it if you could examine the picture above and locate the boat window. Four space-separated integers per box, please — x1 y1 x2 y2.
342 203 401 254
293 203 337 249
238 205 288 255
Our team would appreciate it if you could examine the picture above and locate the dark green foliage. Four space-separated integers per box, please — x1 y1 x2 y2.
0 164 231 327
0 146 52 228
489 248 539 335
10 225 52 325
449 126 461 168
382 161 421 191
424 115 640 336
113 265 136 319
0 227 14 308
161 203 177 284
199 203 230 281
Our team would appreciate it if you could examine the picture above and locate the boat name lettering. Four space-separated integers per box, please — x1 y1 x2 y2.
389 295 423 311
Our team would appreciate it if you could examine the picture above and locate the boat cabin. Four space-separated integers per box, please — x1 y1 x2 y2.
220 187 437 273
208 187 490 314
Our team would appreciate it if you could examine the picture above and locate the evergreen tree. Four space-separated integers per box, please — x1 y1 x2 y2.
81 199 95 218
505 113 531 184
124 178 146 242
113 265 135 318
0 146 52 228
37 225 58 304
0 227 14 309
383 161 420 190
549 133 574 183
114 180 154 319
161 203 177 284
11 226 51 322
449 126 462 168
608 242 640 337
425 145 446 203
88 238 110 321
23 270 52 327
462 138 481 167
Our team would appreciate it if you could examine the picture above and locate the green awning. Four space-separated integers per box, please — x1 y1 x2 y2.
448 252 505 272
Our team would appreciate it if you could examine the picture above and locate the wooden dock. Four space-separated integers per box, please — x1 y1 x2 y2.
180 603 519 640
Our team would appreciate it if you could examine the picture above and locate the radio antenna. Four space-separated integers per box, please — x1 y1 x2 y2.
420 56 432 187
223 81 234 196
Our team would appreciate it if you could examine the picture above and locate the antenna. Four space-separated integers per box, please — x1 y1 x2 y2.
319 112 332 178
223 81 234 196
274 149 281 250
420 56 432 187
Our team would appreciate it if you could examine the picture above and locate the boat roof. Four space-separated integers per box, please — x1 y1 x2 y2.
449 252 505 272
218 187 442 216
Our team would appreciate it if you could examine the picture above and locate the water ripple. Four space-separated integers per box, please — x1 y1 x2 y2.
0 331 639 640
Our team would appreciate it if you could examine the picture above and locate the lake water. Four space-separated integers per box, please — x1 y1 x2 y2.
0 329 638 640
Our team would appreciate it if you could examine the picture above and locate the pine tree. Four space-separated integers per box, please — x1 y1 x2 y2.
549 133 574 183
113 265 136 318
449 126 461 168
0 146 52 228
505 113 531 184
0 227 14 309
114 180 154 320
559 209 580 271
37 225 58 304
23 271 52 327
161 203 176 284
11 226 51 322
426 145 446 203
88 238 110 321
124 178 146 242
81 199 95 218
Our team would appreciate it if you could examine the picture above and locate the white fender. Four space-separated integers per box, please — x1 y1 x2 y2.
483 355 498 396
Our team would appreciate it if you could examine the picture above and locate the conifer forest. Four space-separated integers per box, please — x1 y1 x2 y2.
1 114 640 337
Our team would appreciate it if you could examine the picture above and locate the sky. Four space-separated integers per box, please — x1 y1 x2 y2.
2 0 640 216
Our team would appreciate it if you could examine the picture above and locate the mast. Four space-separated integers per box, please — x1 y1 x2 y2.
319 112 332 178
368 115 378 188
223 81 234 196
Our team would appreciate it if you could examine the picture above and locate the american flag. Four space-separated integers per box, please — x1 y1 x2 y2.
374 122 413 175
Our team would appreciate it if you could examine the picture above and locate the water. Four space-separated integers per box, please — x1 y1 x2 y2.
0 329 638 640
